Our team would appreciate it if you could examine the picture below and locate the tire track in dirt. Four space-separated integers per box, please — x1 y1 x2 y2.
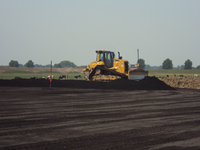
1 120 200 150
1 96 200 129
0 88 200 149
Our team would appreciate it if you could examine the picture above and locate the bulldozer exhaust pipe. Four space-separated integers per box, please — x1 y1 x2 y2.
118 52 122 59
137 49 139 68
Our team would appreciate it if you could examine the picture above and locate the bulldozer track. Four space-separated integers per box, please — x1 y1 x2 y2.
0 87 200 149
89 66 128 81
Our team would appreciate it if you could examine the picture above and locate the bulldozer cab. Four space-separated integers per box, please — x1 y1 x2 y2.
96 50 115 68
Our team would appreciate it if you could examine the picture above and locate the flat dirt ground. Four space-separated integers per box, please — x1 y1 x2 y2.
0 79 200 150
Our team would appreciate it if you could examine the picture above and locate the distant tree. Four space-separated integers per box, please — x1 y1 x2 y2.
13 61 19 67
59 60 76 68
25 60 34 67
184 59 192 69
9 60 15 67
9 60 19 67
162 58 173 69
54 63 61 68
196 65 200 69
54 61 75 68
53 60 77 68
138 58 145 69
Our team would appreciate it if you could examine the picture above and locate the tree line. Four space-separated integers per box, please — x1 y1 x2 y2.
8 60 87 68
9 60 34 67
8 59 200 69
137 58 200 69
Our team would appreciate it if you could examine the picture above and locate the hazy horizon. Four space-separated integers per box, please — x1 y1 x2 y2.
1 0 200 67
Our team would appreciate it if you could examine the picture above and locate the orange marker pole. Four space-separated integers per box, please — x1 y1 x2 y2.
50 61 52 90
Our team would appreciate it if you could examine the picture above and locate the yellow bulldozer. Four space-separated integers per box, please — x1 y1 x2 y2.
82 50 148 81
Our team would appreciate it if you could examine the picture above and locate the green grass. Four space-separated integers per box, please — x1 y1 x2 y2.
0 70 84 80
1 69 199 80
36 71 60 74
147 69 200 77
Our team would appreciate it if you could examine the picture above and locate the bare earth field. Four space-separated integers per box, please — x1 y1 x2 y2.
0 78 200 150
159 76 200 89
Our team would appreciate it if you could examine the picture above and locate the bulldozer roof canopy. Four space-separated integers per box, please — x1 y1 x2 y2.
96 50 114 53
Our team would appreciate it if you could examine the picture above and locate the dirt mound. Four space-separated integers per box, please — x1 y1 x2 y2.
159 76 200 89
0 76 174 90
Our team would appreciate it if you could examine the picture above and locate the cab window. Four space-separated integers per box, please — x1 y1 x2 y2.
105 52 113 68
99 53 104 61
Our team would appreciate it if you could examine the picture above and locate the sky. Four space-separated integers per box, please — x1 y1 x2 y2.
0 0 200 67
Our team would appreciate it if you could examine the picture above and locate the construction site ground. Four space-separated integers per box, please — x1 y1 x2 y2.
0 77 200 150
159 76 200 89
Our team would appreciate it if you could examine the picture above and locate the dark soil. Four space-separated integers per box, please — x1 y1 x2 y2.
0 87 200 150
1 77 200 150
0 76 174 90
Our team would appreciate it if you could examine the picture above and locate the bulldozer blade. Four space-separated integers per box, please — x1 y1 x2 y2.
129 69 148 81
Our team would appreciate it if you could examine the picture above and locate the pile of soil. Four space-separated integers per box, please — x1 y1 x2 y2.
159 76 200 89
0 76 174 90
